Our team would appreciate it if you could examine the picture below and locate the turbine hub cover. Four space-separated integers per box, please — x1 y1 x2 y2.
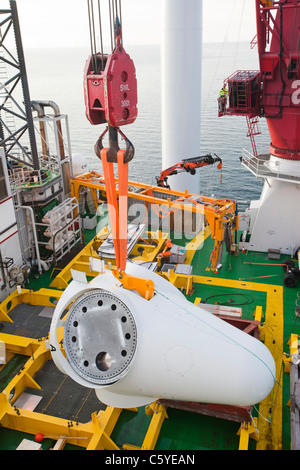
63 289 137 385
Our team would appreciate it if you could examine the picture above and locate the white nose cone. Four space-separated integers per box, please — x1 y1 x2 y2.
49 264 276 409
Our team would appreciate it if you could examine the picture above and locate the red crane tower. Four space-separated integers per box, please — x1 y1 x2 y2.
220 0 300 158
219 0 300 257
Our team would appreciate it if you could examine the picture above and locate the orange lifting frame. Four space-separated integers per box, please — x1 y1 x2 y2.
71 173 238 273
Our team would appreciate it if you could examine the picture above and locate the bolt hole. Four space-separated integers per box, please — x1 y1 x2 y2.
73 321 78 327
111 304 117 311
121 316 127 323
98 300 103 307
122 108 129 120
82 306 87 313
72 336 77 343
96 352 112 371
84 360 89 367
125 333 131 340
121 350 127 357
121 71 128 82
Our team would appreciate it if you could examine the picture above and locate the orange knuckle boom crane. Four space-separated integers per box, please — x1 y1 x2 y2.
156 154 222 189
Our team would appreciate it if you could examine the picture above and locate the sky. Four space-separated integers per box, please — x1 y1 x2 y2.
13 0 257 49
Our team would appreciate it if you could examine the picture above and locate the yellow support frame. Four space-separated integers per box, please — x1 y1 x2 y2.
52 262 285 449
0 288 123 450
237 418 259 450
71 173 238 271
123 402 168 451
0 335 122 450
0 286 169 450
0 288 62 323
191 275 283 450
50 227 168 290
120 273 282 450
0 226 283 450
49 227 110 289
283 334 299 374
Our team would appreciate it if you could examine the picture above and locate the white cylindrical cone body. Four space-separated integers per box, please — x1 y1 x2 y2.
50 263 276 409
161 0 203 193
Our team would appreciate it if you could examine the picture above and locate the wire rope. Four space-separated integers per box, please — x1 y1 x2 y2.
97 0 104 71
232 0 245 71
108 0 114 51
202 0 236 114
87 0 96 71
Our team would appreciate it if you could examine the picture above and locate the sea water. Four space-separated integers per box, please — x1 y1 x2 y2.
24 42 267 205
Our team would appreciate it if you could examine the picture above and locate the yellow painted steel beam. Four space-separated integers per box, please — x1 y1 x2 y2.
289 334 299 356
0 337 123 450
0 306 13 323
49 225 113 289
130 231 169 262
49 235 105 288
142 403 168 450
123 402 168 451
50 228 169 289
0 289 22 323
0 333 45 357
1 339 50 406
71 173 235 218
185 226 211 265
86 408 121 450
18 288 62 305
71 174 219 213
237 419 259 450
0 288 62 323
256 286 283 450
160 268 194 294
254 305 264 322
0 401 120 449
284 334 299 374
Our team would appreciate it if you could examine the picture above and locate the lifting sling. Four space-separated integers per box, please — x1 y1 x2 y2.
86 4 154 299
95 126 133 275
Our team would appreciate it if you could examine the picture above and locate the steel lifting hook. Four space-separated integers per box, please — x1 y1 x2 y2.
94 125 134 164
95 125 134 276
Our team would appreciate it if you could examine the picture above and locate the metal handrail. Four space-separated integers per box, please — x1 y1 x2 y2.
241 148 300 184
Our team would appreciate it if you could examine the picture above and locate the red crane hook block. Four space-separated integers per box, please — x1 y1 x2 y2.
84 42 138 127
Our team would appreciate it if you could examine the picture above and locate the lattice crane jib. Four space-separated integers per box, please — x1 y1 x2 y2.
0 0 39 170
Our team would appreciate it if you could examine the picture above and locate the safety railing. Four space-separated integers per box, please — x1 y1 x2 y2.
241 148 300 184
8 157 60 190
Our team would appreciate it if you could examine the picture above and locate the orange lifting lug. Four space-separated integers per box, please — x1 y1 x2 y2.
113 269 155 301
